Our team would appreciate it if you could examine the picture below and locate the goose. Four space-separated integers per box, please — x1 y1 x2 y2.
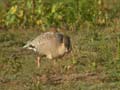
23 31 71 68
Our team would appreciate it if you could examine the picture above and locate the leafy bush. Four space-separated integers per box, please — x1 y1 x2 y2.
0 0 118 30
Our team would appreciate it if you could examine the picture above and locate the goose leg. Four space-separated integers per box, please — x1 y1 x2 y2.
36 56 40 68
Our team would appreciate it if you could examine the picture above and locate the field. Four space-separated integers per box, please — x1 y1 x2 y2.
0 0 120 90
0 21 120 90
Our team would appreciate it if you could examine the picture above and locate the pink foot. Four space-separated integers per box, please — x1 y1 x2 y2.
36 56 40 68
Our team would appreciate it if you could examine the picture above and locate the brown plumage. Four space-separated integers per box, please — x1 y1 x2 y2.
23 31 71 67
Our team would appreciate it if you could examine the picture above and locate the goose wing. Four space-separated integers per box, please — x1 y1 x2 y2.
23 32 57 49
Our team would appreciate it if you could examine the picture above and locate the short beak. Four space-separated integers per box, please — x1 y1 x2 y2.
66 47 72 53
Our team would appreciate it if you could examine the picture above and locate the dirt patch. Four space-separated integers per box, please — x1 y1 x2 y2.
32 72 106 85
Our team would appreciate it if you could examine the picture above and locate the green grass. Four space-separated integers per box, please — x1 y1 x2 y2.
0 22 120 90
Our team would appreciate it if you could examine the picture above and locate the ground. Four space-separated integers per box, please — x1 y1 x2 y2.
0 21 120 90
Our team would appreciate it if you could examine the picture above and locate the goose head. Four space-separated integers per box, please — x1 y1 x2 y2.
63 35 72 53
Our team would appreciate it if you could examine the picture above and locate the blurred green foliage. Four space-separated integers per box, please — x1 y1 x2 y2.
0 0 120 30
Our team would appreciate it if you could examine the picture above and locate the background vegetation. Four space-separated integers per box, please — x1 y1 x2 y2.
0 0 119 30
0 0 120 90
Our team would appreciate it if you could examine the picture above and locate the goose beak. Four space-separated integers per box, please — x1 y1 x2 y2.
65 47 72 53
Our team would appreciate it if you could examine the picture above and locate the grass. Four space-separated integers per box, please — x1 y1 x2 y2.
0 20 120 90
0 0 120 89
